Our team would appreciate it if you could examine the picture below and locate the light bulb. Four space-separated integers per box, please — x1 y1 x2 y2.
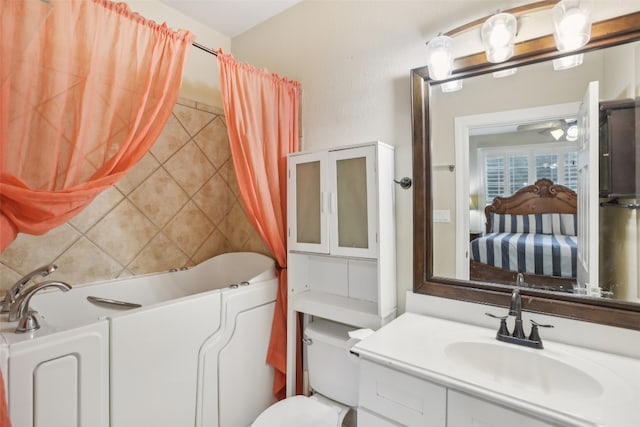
426 35 454 80
553 0 592 52
481 13 517 63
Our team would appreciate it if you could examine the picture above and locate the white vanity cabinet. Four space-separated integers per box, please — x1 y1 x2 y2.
358 358 557 427
351 313 640 427
285 142 397 396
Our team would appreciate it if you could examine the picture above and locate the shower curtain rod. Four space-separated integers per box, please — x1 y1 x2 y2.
193 41 218 57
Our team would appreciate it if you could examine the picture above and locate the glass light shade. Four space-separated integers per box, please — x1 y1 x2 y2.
492 68 517 78
481 13 517 63
441 79 463 93
426 35 454 80
553 0 592 52
553 53 584 70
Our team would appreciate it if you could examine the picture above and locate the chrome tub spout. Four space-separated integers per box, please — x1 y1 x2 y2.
2 264 58 313
11 280 72 332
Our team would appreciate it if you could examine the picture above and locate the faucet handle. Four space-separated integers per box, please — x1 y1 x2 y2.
16 310 40 333
485 312 510 336
529 319 554 344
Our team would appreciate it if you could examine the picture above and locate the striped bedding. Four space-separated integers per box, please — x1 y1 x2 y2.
470 232 577 278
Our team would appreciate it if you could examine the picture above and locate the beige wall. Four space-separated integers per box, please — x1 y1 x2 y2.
0 100 270 291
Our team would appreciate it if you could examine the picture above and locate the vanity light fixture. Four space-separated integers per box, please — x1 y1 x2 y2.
552 0 592 52
481 13 517 63
441 79 463 93
425 1 593 84
426 35 454 80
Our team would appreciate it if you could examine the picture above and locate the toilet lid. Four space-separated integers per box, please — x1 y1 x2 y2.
252 395 339 427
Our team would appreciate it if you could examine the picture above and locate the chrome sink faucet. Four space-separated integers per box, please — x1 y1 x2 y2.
10 280 71 332
2 264 58 314
486 287 554 349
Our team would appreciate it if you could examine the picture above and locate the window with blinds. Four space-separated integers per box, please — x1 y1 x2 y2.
479 143 577 206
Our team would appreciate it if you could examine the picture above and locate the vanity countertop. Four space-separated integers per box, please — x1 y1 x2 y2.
352 312 640 427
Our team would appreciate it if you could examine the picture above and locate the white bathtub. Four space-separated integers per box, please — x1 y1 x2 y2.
0 252 278 427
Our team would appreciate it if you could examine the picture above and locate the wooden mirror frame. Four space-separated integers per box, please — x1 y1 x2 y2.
412 10 640 330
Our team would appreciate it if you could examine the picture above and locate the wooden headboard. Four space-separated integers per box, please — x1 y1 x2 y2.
484 178 578 234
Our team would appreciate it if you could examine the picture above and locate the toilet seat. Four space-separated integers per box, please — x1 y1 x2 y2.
252 395 341 427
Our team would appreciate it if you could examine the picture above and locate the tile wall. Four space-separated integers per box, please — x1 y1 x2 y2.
0 99 271 291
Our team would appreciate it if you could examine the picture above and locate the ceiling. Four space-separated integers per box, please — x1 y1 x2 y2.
157 0 303 38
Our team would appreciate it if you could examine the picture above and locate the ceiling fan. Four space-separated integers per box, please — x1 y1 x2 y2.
516 118 578 141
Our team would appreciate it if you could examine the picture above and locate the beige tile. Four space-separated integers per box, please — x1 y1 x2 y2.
164 201 214 257
192 174 234 225
115 152 160 195
194 117 231 170
164 141 215 196
242 233 274 258
176 97 197 108
128 168 189 227
87 199 158 266
192 228 231 265
128 232 188 275
0 263 22 293
0 97 264 291
196 103 224 115
219 160 241 197
69 186 125 232
0 224 81 277
219 201 256 247
173 104 214 137
149 113 190 164
116 269 134 279
54 237 124 286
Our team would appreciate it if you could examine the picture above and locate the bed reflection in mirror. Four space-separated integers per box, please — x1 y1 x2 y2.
470 179 577 293
430 41 639 303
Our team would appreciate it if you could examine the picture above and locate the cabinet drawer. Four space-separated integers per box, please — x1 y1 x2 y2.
448 390 556 427
359 359 446 427
358 408 401 426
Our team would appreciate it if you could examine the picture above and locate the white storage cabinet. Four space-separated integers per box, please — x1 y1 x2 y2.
285 141 397 396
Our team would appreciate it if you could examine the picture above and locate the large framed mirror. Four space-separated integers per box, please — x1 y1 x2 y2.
412 9 640 330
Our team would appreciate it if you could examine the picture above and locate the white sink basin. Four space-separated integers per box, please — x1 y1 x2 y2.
445 341 604 398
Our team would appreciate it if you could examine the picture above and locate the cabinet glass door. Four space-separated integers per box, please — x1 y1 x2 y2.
329 146 377 258
288 152 329 253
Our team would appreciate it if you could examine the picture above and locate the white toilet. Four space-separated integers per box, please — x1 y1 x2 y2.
252 318 360 427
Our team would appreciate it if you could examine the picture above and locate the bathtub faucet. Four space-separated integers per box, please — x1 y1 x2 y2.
2 264 58 314
10 280 71 331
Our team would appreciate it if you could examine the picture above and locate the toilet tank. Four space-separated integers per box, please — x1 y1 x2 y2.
305 318 359 407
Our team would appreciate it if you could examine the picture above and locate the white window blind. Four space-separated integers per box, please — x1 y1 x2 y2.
479 143 577 206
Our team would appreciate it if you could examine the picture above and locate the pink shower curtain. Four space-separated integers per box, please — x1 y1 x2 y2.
217 51 301 400
0 1 194 424
0 0 195 252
